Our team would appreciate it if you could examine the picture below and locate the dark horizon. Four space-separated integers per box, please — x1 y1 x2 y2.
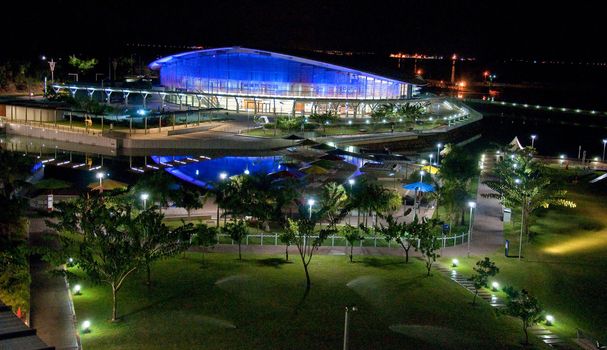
3 0 605 61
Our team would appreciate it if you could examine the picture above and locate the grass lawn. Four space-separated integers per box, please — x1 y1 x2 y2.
70 253 542 350
440 174 607 343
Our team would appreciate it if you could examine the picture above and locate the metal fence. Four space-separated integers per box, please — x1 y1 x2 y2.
217 232 468 248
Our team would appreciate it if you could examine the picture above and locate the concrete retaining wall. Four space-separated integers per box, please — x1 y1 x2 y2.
4 123 118 151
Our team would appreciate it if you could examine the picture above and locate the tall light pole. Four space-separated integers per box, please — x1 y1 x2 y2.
514 178 524 261
140 193 149 209
602 139 607 162
348 178 355 192
420 170 426 183
96 172 104 193
343 306 358 350
307 198 315 219
467 201 476 257
530 134 537 148
436 143 442 164
217 172 228 227
429 153 434 165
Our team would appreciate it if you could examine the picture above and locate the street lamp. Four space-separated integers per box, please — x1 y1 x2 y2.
348 178 355 191
307 199 315 219
140 193 149 209
343 305 358 350
429 153 434 165
514 178 524 261
602 139 607 162
530 134 537 148
96 172 104 192
467 201 476 257
436 143 442 164
420 170 426 183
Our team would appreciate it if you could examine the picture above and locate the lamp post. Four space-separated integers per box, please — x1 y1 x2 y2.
217 172 228 227
96 172 104 193
436 143 442 164
307 198 315 219
531 134 537 148
348 178 355 192
515 178 524 261
602 139 607 162
420 170 426 183
429 153 434 165
467 201 476 257
140 193 149 209
343 305 358 350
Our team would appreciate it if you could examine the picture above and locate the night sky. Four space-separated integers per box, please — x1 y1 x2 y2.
4 1 604 60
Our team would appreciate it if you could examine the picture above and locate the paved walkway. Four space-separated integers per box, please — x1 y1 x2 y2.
29 218 79 350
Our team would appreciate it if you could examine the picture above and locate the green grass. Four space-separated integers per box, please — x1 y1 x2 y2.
70 254 542 350
441 176 607 343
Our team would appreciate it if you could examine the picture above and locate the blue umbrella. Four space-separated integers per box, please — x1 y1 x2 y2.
403 182 435 193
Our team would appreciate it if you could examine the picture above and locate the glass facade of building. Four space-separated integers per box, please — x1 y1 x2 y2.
150 47 409 100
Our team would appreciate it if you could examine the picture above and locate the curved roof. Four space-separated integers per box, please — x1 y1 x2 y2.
149 46 412 85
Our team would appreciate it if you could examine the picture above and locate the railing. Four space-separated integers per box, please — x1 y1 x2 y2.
216 232 468 248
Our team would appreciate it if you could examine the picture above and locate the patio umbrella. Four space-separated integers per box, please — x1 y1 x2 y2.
299 139 319 146
283 134 304 140
320 154 344 161
300 165 329 175
88 179 128 191
421 165 440 174
312 143 336 151
403 182 435 193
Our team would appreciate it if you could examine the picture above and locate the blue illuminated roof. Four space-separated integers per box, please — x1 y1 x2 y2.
149 46 408 85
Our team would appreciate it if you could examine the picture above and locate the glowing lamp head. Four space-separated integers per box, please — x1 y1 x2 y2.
348 179 355 186
140 193 149 201
82 320 91 332
603 139 607 145
452 259 459 267
559 154 565 159
531 134 537 140
136 109 146 116
420 170 426 176
68 257 74 263
96 172 104 179
307 199 315 206
437 143 442 148
73 284 81 293
244 169 250 175
468 201 476 208
515 178 521 184
545 315 554 325
219 172 228 180
491 281 499 290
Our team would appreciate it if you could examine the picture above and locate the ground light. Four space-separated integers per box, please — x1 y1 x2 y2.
452 259 459 267
545 315 554 326
81 320 91 334
491 281 500 291
73 284 81 295
219 172 228 180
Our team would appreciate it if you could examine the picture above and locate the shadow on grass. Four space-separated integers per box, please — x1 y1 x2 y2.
256 258 293 268
359 256 406 270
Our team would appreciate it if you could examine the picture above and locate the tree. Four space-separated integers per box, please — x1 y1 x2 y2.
222 220 248 260
0 237 30 314
48 195 140 321
319 182 348 227
377 214 415 263
484 148 576 238
309 111 338 133
413 217 440 276
285 217 333 291
470 257 499 305
190 224 218 264
279 229 296 261
174 186 206 219
439 144 479 225
503 287 544 345
130 172 177 209
68 55 98 75
131 207 194 286
340 224 364 262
